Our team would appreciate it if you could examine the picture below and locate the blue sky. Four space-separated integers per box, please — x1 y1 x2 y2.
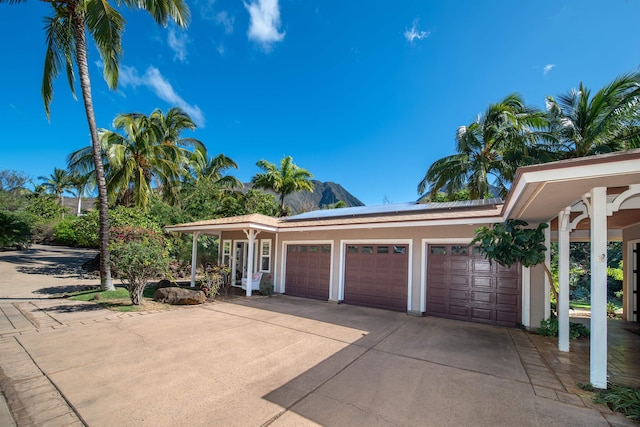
1 1 640 206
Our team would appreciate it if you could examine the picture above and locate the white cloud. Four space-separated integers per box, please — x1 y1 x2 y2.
167 26 190 63
119 65 205 127
215 11 235 34
404 20 429 43
244 0 285 50
543 64 555 75
214 41 225 56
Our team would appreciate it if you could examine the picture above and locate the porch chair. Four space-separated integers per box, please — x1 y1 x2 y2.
241 272 263 291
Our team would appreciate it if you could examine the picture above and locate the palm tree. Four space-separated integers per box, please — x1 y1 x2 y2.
38 168 72 213
68 171 95 215
195 154 242 189
546 72 640 157
2 0 190 290
418 94 547 200
252 156 314 216
69 108 205 210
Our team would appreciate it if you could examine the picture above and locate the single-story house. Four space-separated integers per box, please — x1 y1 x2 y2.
166 149 640 388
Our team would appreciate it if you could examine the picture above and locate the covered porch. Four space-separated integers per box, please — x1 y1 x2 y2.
504 149 640 388
165 214 279 297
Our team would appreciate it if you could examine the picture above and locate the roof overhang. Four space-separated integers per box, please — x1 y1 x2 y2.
502 149 640 225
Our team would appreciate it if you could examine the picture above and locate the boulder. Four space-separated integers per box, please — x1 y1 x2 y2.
156 279 178 289
153 287 205 305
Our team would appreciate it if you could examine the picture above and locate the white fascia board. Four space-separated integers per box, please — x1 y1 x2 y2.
277 216 503 233
521 159 640 184
166 222 277 234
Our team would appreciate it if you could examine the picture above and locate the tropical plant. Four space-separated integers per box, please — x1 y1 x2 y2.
109 226 169 305
0 211 32 249
252 156 314 216
37 168 72 210
471 219 557 302
69 108 205 210
418 94 549 200
2 0 190 291
546 72 640 157
68 171 95 215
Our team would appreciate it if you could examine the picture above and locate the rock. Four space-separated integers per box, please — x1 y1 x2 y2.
156 279 178 289
153 287 205 305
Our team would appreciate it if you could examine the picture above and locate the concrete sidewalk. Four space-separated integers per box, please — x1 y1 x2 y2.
0 296 635 426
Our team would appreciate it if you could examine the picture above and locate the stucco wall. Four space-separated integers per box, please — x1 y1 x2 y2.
622 223 640 321
529 265 547 329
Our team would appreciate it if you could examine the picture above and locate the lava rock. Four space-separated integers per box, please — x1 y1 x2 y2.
153 287 205 305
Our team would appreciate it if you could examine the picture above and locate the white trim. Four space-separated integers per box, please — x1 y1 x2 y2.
278 216 503 233
259 239 272 273
190 231 201 288
557 207 571 353
167 222 277 233
340 239 413 312
544 224 551 321
280 240 334 299
590 187 608 389
522 266 531 328
273 233 279 293
221 239 232 267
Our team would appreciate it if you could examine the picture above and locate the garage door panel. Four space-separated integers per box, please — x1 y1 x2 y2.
285 244 330 300
427 244 521 327
344 244 408 312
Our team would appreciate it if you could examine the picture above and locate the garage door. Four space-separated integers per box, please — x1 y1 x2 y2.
427 244 521 327
344 244 408 312
285 244 331 300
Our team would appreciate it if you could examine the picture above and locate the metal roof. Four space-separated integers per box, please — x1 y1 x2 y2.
283 198 504 222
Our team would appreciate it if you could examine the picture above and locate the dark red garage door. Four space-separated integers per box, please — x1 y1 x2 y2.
427 244 521 327
344 244 408 312
285 244 331 300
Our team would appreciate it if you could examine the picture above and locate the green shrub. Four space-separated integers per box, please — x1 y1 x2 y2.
538 315 590 339
0 210 32 249
53 216 80 245
260 277 274 296
109 226 169 305
586 383 640 421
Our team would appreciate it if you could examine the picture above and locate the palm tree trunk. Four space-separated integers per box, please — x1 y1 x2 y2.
72 10 114 290
279 193 286 217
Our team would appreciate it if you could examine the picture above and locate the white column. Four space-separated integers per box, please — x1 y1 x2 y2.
190 231 201 288
544 222 551 320
245 229 256 297
590 187 608 389
558 208 571 352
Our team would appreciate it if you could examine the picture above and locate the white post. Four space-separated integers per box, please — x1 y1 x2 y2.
190 232 200 288
558 208 571 352
544 222 551 320
245 229 256 297
590 187 608 389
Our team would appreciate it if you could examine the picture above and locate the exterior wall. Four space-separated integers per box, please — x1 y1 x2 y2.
219 231 277 283
276 224 482 314
622 223 640 321
529 265 546 329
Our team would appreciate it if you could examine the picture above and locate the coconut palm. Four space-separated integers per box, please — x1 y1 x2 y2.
546 72 640 157
418 94 548 200
69 108 205 210
1 0 190 290
68 171 95 215
195 154 242 189
252 156 314 216
38 168 72 210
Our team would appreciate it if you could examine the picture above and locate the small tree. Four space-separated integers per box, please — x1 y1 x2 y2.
110 226 169 305
471 219 557 301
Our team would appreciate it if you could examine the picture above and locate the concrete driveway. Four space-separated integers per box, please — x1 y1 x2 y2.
0 246 632 426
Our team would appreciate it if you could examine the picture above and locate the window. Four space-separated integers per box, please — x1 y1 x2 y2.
299 245 307 253
309 245 319 253
451 245 468 256
288 245 296 253
377 246 389 254
361 246 373 254
347 245 358 254
222 240 232 266
321 245 331 253
260 240 271 272
430 246 446 255
393 245 407 254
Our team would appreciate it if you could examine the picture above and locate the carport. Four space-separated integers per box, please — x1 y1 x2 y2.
504 150 640 388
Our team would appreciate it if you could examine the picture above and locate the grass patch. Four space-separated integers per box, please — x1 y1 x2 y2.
570 301 591 309
68 286 169 312
582 383 640 421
